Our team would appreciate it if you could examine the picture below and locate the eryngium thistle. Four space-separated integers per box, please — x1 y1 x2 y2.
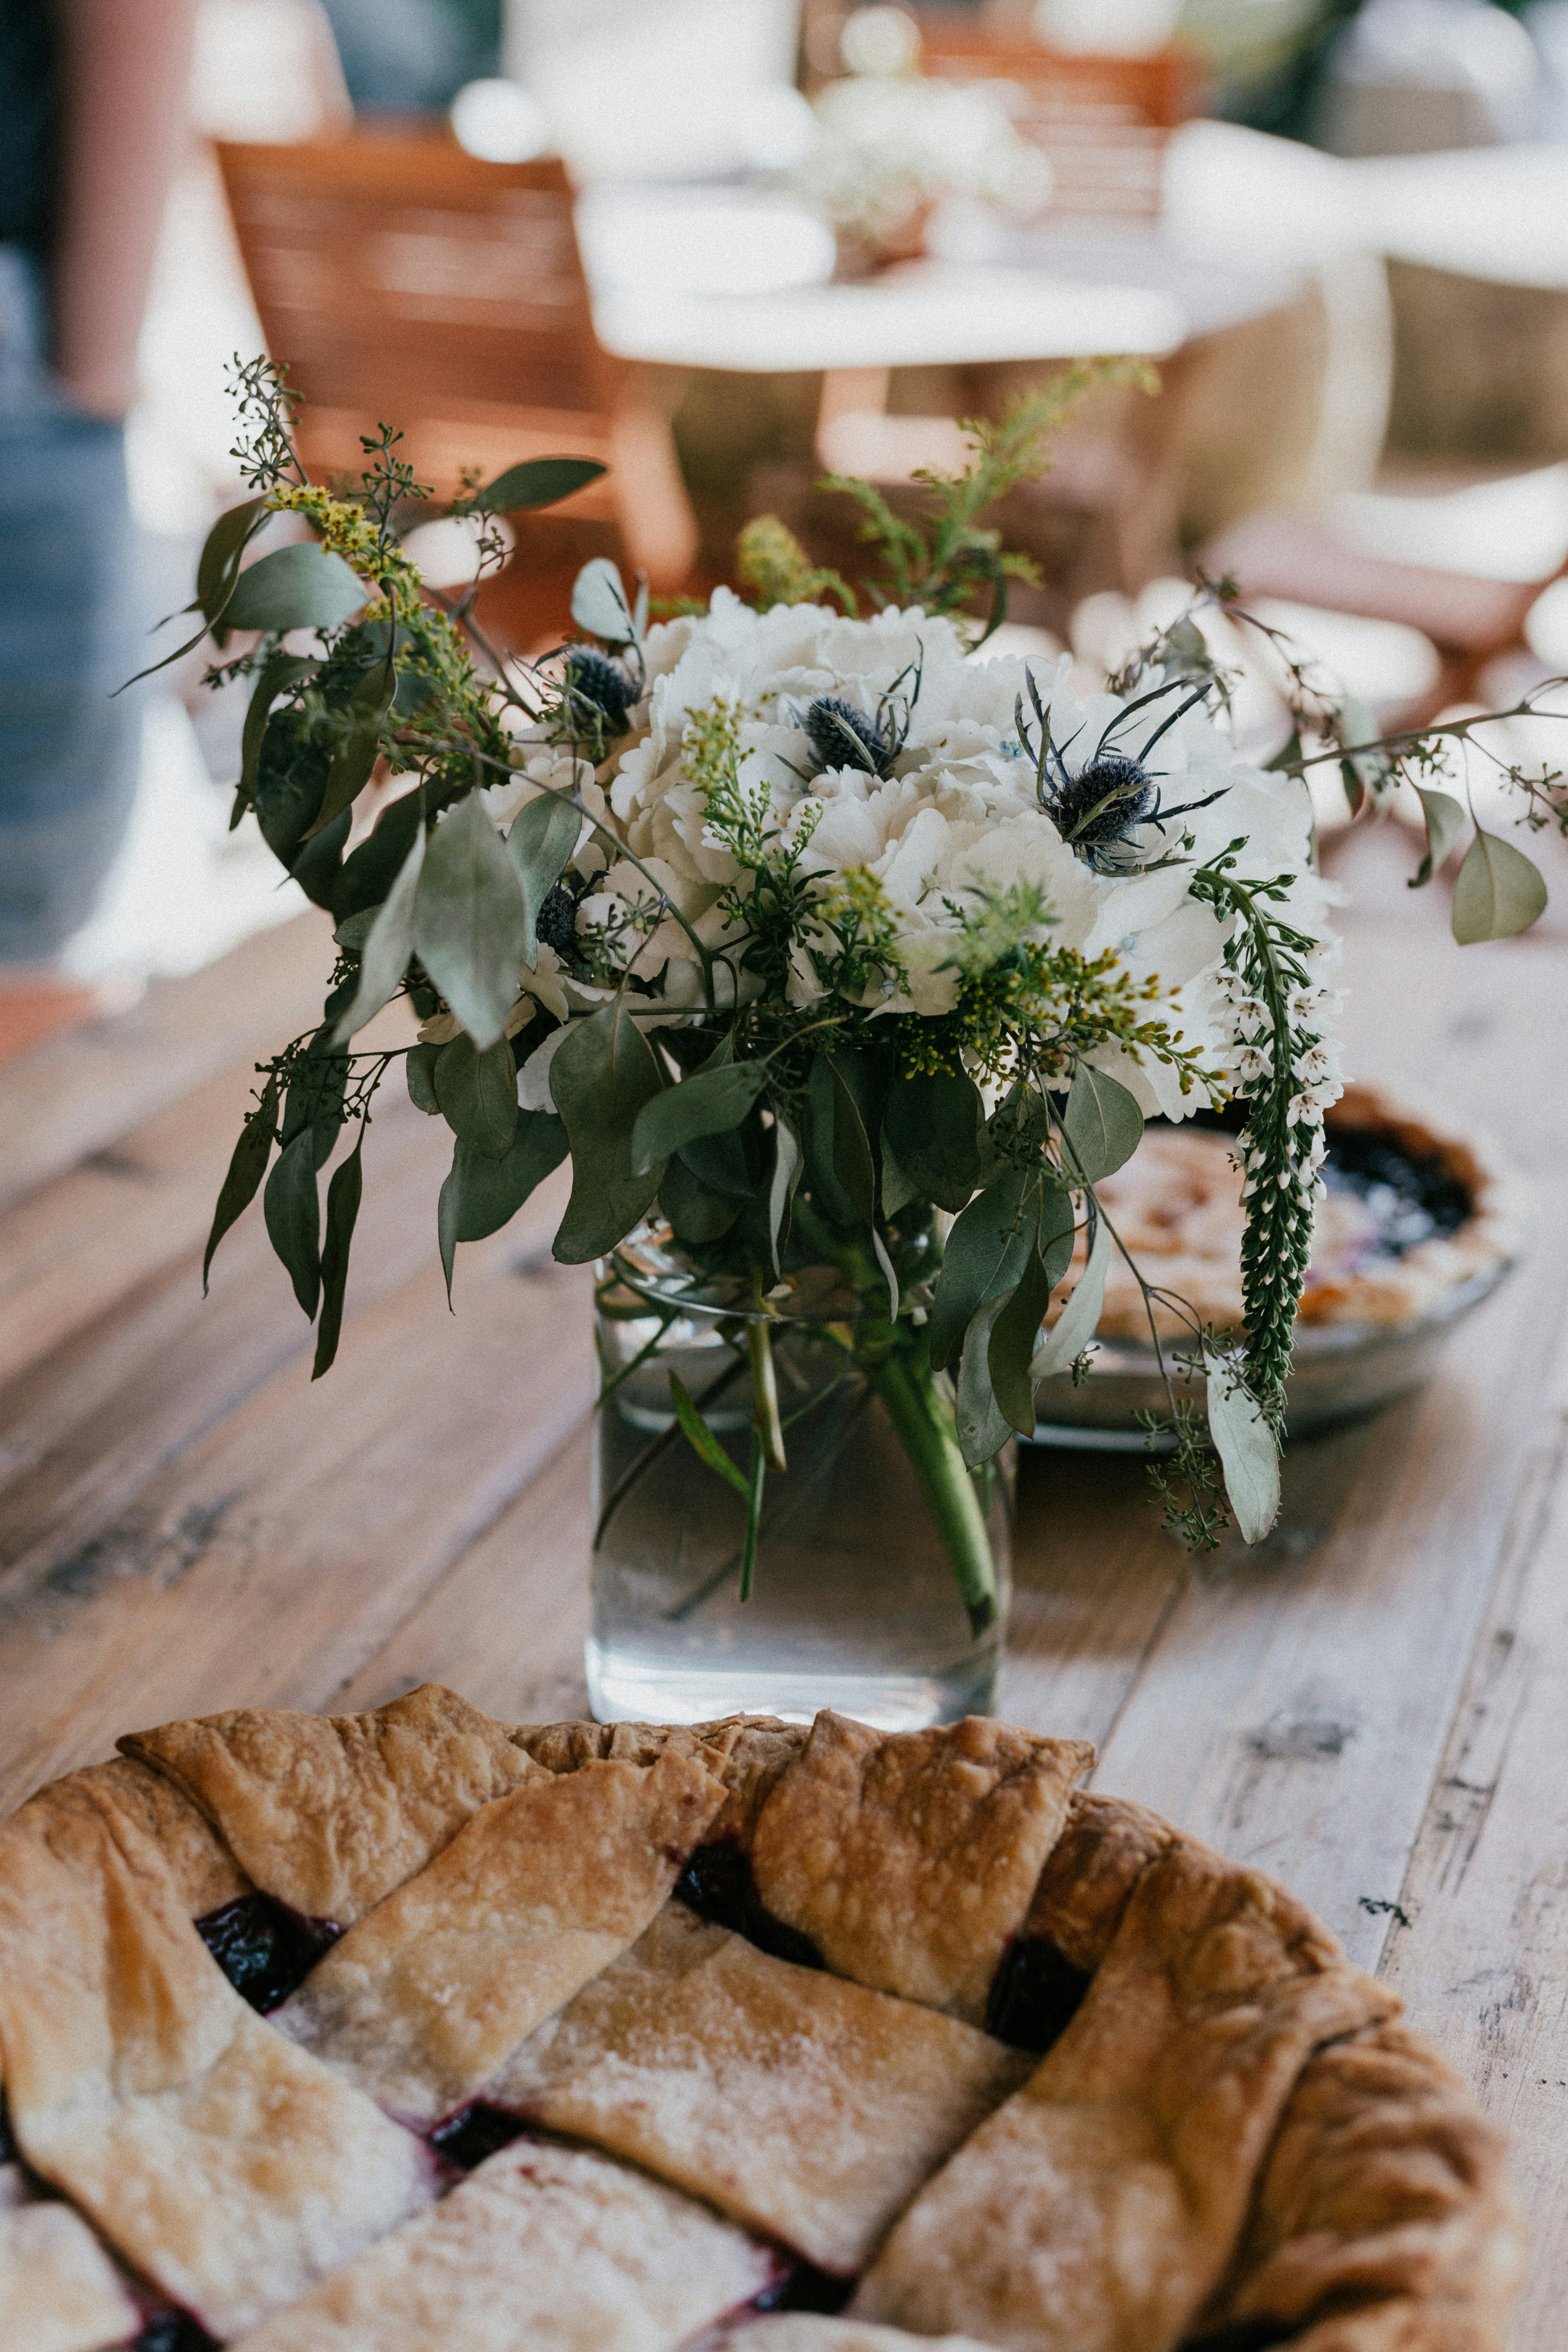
564 646 637 733
803 694 894 777
1046 752 1156 859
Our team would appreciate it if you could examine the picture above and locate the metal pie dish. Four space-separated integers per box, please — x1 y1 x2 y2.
1029 1083 1519 1453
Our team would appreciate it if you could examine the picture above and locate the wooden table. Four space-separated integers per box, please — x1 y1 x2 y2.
2 826 1565 2342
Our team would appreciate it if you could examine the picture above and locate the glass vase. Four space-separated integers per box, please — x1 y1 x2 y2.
586 1226 1013 1731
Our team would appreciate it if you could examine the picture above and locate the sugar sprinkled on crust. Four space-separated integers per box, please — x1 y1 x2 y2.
751 1712 1093 2024
0 2177 141 2352
0 1775 438 2339
224 2136 781 2352
491 1899 1031 2271
853 1837 1399 2352
268 1753 726 2122
119 1683 542 1924
512 1715 808 1849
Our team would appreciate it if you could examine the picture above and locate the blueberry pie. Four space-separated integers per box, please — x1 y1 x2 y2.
1062 1083 1513 1343
0 1687 1522 2350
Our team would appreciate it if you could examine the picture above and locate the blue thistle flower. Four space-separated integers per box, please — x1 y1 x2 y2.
803 694 894 778
564 646 636 734
1044 752 1156 856
534 881 581 958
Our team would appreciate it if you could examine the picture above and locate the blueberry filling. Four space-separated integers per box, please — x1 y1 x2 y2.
985 1936 1091 2054
753 2259 857 2315
428 2102 531 2171
1179 2321 1302 2352
1322 1129 1472 1256
0 2090 16 2165
194 1893 342 2013
674 1844 824 1972
132 2315 220 2352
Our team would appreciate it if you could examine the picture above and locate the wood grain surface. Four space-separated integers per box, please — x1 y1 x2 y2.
1 826 1564 2341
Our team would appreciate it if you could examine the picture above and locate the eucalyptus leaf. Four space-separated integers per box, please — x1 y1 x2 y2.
871 1225 900 1322
678 1123 759 1199
882 1069 982 1212
312 1132 364 1379
1032 1215 1110 1379
334 786 423 921
332 905 381 952
928 1165 1034 1370
235 651 316 821
880 1136 918 1221
475 456 606 512
435 1031 520 1161
332 824 426 1043
956 1296 1014 1469
631 1060 768 1174
406 1042 442 1115
291 808 352 910
804 1053 876 1228
550 998 667 1262
508 790 582 969
661 1153 741 1244
986 1180 1075 1436
303 647 397 841
669 1372 752 1499
438 1112 570 1300
202 1076 278 1293
223 542 367 634
1204 1349 1281 1544
1063 1066 1144 1182
196 495 270 624
768 1119 801 1276
263 1127 321 1318
1408 787 1467 890
571 556 635 645
1451 823 1549 944
412 793 529 1049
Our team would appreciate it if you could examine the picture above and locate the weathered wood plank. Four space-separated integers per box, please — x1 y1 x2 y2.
0 997 419 1392
0 912 334 1216
1091 1251 1568 1966
1377 1329 1568 2352
335 1424 595 1726
0 1214 594 1810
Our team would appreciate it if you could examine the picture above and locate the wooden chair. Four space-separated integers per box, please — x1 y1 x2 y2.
212 128 699 604
916 21 1197 222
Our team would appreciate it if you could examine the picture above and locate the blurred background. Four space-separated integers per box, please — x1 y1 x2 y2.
9 0 1568 1039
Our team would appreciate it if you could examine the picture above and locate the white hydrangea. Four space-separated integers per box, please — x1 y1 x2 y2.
581 592 1338 1121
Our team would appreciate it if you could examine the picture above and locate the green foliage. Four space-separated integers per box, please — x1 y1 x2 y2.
818 361 1155 636
550 1000 668 1262
734 515 855 614
1451 823 1550 944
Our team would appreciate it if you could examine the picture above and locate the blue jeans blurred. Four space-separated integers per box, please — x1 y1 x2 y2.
0 245 142 965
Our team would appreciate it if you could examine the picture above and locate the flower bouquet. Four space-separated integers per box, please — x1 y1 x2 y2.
156 361 1561 1719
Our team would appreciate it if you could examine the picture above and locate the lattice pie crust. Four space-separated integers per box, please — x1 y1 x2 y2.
0 1686 1523 2352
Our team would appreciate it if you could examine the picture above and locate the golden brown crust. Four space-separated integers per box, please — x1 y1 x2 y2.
72 1755 254 1916
224 2138 781 2352
511 1714 808 1848
492 1900 1031 2272
0 1773 437 2339
0 2171 141 2352
1191 2020 1525 2352
119 1683 543 1923
751 1712 1094 2025
1021 1789 1177 1975
853 1836 1400 2352
267 1753 726 2124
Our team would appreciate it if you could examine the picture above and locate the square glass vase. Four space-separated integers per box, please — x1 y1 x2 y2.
586 1239 1013 1732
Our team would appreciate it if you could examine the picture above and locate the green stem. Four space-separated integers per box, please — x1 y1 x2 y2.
869 1344 999 1637
747 1315 788 1472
